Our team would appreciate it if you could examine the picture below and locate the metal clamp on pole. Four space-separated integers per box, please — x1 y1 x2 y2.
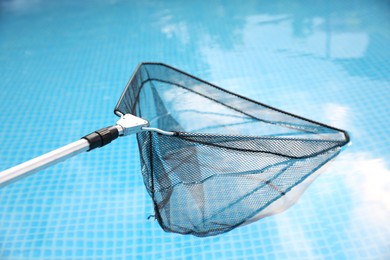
82 114 149 151
116 114 149 136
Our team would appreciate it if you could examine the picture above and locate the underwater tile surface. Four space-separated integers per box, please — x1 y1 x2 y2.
0 0 389 259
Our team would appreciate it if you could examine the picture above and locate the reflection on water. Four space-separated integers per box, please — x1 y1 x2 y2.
341 153 390 228
270 151 390 258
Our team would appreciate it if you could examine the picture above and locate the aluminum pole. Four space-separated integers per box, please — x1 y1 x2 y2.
0 139 90 188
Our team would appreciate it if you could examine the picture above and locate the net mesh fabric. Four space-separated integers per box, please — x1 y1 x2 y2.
115 63 349 237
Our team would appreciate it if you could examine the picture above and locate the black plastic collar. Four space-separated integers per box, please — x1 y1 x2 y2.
82 126 119 151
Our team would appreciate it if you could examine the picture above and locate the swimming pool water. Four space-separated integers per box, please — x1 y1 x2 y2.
1 0 389 259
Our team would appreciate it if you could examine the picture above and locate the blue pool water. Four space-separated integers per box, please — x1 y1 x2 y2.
1 0 389 259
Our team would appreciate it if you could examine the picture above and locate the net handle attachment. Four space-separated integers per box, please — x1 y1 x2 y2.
0 114 152 188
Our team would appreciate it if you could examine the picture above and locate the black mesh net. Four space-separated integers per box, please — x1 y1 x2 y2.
115 63 349 237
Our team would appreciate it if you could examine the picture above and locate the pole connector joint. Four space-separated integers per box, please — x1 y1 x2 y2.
116 114 149 136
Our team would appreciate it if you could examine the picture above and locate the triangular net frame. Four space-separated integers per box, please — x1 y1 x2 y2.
115 63 349 237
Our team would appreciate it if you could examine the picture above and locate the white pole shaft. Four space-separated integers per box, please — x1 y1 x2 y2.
0 139 90 188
